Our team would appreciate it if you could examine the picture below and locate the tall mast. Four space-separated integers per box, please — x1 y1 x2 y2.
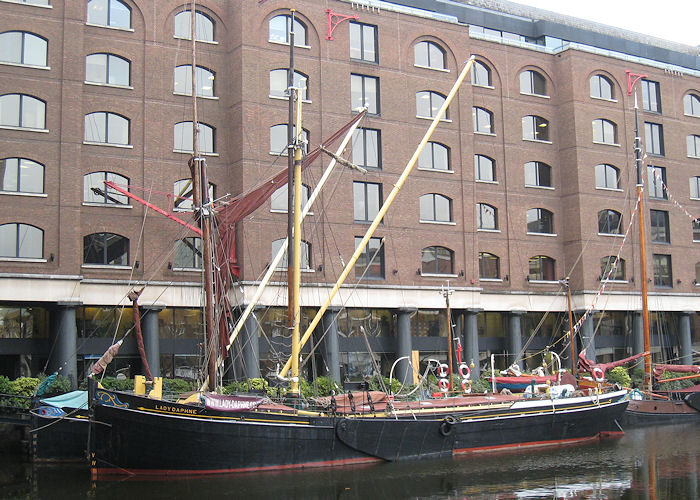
443 284 454 392
634 96 652 392
190 0 217 391
287 10 302 396
564 277 577 377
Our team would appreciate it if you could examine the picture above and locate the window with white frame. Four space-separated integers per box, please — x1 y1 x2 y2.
86 53 130 86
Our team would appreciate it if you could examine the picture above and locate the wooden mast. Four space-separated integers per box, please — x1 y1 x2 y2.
443 284 454 392
564 278 577 377
189 0 217 391
634 96 652 393
287 10 302 396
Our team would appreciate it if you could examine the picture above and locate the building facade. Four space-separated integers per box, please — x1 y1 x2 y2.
0 0 698 387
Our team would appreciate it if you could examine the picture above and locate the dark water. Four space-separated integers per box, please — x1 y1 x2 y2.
1 424 698 499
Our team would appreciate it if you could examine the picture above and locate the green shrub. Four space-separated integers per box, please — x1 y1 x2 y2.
163 378 196 395
605 366 631 388
0 375 10 395
10 377 40 396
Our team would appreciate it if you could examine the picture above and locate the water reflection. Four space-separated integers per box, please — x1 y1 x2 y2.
3 423 698 499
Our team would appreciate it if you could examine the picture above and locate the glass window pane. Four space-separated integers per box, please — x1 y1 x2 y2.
21 96 45 129
268 16 287 43
107 113 128 144
195 12 213 41
17 224 42 258
23 33 47 66
109 0 131 29
86 54 107 83
0 94 21 127
174 11 190 38
0 224 17 257
85 112 105 142
1 158 19 192
109 55 130 86
87 0 109 26
0 32 22 64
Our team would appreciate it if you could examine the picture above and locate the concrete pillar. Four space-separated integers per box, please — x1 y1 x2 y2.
508 310 525 368
48 303 79 389
632 311 645 356
464 308 482 379
579 312 596 363
242 310 260 378
320 307 341 384
141 307 162 378
395 308 415 386
679 311 694 365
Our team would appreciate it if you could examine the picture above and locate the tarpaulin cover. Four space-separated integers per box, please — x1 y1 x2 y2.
39 390 88 409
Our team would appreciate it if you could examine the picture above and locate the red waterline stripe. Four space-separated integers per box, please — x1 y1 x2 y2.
453 433 606 455
91 456 382 479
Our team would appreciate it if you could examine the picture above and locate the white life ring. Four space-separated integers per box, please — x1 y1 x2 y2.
437 363 449 378
461 379 472 394
458 363 470 379
438 378 449 392
592 366 605 382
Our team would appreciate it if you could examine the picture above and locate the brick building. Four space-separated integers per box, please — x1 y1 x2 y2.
0 0 698 386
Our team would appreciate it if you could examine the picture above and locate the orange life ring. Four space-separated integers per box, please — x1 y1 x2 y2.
437 363 449 378
458 363 470 379
438 379 449 392
461 379 472 393
592 367 605 382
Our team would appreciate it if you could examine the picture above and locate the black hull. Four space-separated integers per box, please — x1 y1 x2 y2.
31 413 89 462
90 390 629 476
621 396 700 427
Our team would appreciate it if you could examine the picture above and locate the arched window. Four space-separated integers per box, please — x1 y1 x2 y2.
522 115 550 142
590 75 614 100
272 238 310 269
684 93 700 117
414 41 445 70
0 223 43 259
83 232 128 265
420 193 452 223
416 91 447 119
595 164 620 190
0 158 44 194
419 142 449 171
694 219 700 242
520 70 547 96
174 10 214 42
173 179 214 211
471 60 491 87
87 0 131 29
690 177 700 199
174 121 214 153
598 209 622 234
601 256 625 281
473 106 493 134
174 65 215 97
687 135 700 158
479 252 500 279
592 119 617 144
477 203 498 230
474 155 495 182
269 124 308 155
174 237 203 269
270 183 311 212
0 94 46 130
86 53 130 86
524 161 551 187
83 172 129 205
527 208 554 234
268 14 307 46
0 31 47 66
269 69 307 101
696 262 700 284
84 112 129 145
528 255 555 281
421 246 453 275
